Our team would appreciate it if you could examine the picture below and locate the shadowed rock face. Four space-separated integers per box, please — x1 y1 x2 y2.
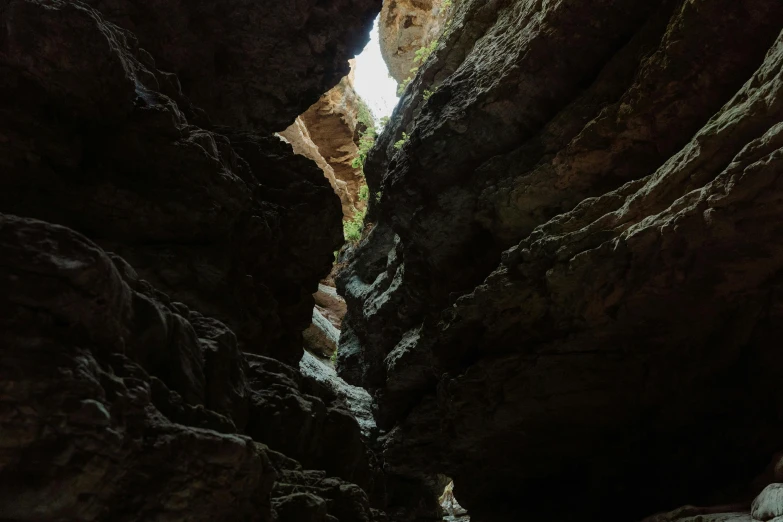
83 0 381 132
0 0 347 365
340 0 783 520
5 0 783 521
0 0 384 521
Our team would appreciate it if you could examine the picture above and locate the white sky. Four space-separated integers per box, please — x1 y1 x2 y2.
353 16 400 122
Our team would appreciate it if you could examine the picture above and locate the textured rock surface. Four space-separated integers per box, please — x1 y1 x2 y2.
0 213 380 522
0 0 382 521
315 283 350 331
0 0 344 365
0 214 276 521
303 283 350 359
303 306 342 358
380 0 450 83
300 279 348 367
753 484 783 521
84 0 380 131
341 0 783 520
281 66 368 220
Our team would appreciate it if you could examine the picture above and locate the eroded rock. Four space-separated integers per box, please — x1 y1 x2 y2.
753 484 783 521
379 0 450 84
0 1 383 521
0 214 276 521
340 0 783 520
83 0 380 131
0 0 343 365
281 66 369 221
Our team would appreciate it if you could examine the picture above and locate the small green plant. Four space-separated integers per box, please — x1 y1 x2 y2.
394 132 409 150
442 0 452 7
397 40 439 96
413 39 438 65
352 132 376 171
358 184 369 201
330 348 338 364
397 75 413 96
423 89 435 100
352 99 378 172
343 208 367 243
333 250 339 265
356 98 375 131
375 191 383 203
379 116 390 128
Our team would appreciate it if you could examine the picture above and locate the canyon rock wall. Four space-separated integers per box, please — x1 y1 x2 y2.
281 65 368 221
83 0 379 132
341 0 783 521
0 0 383 520
380 0 450 84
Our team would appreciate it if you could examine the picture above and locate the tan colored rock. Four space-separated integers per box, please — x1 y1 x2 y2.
303 306 341 358
281 62 367 220
314 283 348 330
379 0 449 83
280 116 353 218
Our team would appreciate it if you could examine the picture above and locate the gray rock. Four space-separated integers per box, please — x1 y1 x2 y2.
338 0 783 519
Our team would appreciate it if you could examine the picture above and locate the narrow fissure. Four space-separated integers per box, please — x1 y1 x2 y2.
286 7 471 519
4 0 783 521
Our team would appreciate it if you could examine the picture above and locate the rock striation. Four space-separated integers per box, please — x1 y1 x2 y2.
281 65 368 221
0 0 383 521
340 0 783 520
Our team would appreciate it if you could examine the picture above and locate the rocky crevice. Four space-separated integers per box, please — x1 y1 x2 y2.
0 0 385 521
4 0 783 521
339 0 783 521
281 64 369 221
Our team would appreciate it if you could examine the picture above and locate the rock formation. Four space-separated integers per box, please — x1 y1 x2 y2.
379 0 450 84
281 64 369 221
5 0 783 521
303 283 350 359
83 0 379 132
340 0 783 521
0 0 383 520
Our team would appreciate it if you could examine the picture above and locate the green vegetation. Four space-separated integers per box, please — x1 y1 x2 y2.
397 39 440 96
376 191 383 203
413 39 438 65
442 0 453 7
343 208 367 243
394 132 409 150
358 184 369 201
397 75 413 96
357 98 375 130
330 348 339 364
352 132 376 171
423 88 435 100
352 99 378 173
379 116 390 128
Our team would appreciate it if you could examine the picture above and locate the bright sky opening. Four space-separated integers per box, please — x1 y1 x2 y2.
353 16 400 122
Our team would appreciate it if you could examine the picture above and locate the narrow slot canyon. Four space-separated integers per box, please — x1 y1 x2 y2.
1 1 783 522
